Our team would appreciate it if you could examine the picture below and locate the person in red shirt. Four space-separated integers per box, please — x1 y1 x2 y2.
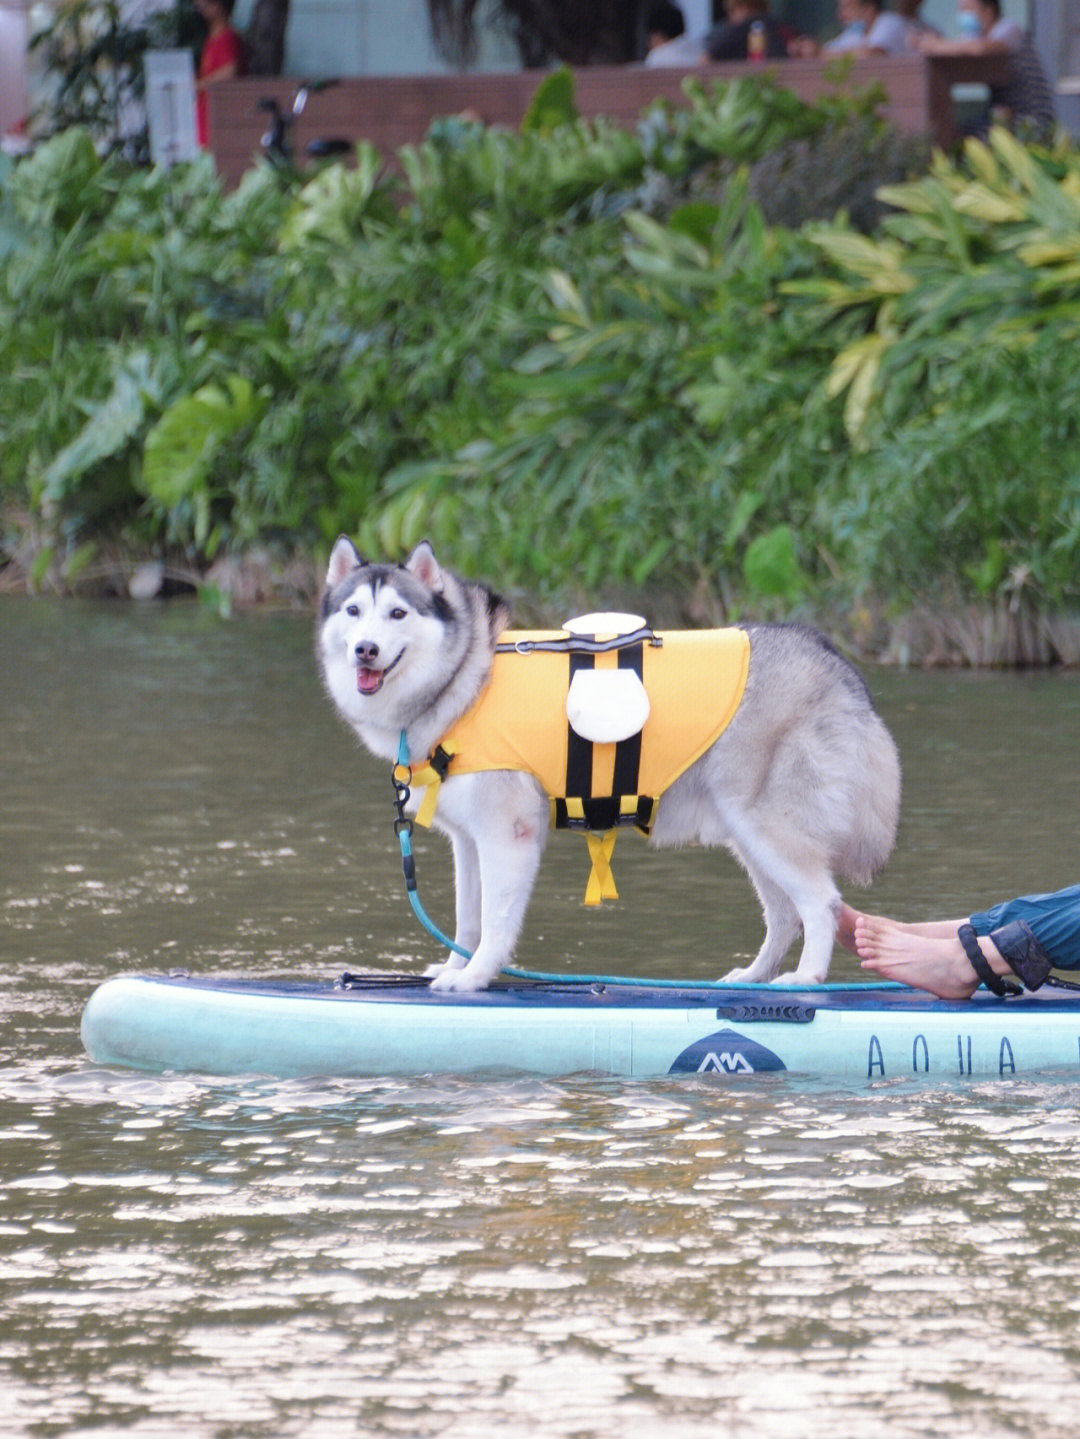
195 0 247 149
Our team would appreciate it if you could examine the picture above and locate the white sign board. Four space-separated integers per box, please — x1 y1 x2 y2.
144 49 199 166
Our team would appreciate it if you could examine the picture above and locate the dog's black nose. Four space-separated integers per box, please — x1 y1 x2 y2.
354 641 380 664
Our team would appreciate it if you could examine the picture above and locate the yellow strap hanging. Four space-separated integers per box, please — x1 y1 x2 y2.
584 831 619 906
409 745 458 829
412 744 622 907
414 777 441 829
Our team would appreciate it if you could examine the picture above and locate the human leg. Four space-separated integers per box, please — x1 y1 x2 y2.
844 884 1080 997
970 884 1080 970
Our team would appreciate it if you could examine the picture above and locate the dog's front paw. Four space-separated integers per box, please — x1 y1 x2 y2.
423 960 463 979
428 964 488 994
720 963 762 985
423 951 469 980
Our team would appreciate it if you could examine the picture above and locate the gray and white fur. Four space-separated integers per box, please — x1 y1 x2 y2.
318 537 901 992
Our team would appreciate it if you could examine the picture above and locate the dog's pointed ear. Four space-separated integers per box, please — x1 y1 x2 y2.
405 540 442 593
487 589 511 643
326 535 364 589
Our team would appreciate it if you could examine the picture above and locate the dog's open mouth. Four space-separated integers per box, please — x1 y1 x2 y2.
355 648 404 696
356 667 385 695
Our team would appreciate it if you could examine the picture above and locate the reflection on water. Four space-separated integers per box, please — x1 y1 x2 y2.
4 598 1080 1437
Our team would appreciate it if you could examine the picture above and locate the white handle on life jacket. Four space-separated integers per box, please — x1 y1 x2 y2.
563 611 647 637
566 668 651 744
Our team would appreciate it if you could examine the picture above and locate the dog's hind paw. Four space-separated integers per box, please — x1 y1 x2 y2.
784 966 829 986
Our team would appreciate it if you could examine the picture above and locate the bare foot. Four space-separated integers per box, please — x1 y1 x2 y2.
836 903 966 954
854 915 982 999
835 902 861 953
834 897 862 955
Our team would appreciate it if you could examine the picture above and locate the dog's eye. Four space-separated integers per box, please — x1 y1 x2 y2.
389 607 407 621
345 603 359 618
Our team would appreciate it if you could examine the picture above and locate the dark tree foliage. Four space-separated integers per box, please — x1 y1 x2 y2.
246 0 290 74
428 0 645 67
234 1 645 79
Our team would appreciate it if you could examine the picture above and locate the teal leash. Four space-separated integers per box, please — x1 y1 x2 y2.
391 730 901 992
392 731 473 960
501 967 902 990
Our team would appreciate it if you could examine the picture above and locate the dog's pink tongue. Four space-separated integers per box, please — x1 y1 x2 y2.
357 668 383 695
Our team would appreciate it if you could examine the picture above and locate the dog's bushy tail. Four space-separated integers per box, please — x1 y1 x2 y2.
838 713 902 886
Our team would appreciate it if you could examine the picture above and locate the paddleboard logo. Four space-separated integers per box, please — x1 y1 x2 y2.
669 1028 787 1075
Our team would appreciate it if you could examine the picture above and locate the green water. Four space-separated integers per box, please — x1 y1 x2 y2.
3 598 1080 1438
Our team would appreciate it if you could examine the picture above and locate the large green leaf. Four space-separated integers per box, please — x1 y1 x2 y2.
140 377 266 508
743 525 805 601
39 350 155 504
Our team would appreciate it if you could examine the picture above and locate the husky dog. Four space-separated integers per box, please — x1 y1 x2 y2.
318 537 901 993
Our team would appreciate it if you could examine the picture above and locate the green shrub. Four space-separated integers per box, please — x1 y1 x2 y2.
2 80 1079 627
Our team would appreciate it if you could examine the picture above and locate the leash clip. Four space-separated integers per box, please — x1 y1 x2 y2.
390 730 474 961
392 773 412 828
392 738 413 830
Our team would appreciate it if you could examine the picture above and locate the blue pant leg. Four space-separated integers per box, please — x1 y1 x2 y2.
970 884 1080 969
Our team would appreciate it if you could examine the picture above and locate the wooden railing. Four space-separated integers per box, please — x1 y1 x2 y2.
207 54 1012 189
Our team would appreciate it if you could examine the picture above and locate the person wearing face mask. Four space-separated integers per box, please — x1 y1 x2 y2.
790 0 916 57
918 0 1055 136
894 0 941 41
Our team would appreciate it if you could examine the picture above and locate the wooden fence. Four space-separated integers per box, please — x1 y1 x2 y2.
206 54 1011 189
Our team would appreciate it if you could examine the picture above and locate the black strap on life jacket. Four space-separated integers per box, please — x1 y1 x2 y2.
496 628 661 657
552 641 656 835
562 650 595 821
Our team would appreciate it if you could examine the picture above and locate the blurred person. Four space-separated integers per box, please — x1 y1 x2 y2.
196 0 248 149
917 0 1055 136
645 2 706 65
792 0 914 57
705 0 789 61
894 0 941 41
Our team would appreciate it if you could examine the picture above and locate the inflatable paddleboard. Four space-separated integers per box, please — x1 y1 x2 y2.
80 971 1080 1081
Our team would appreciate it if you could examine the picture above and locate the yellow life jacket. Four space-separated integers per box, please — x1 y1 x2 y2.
405 625 751 905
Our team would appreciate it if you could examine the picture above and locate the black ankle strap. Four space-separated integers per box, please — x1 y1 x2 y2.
989 920 1052 991
958 923 1021 998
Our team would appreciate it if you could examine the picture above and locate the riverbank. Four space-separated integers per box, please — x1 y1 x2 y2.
5 537 1080 668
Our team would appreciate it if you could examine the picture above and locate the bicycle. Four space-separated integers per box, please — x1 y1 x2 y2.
258 81 351 168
